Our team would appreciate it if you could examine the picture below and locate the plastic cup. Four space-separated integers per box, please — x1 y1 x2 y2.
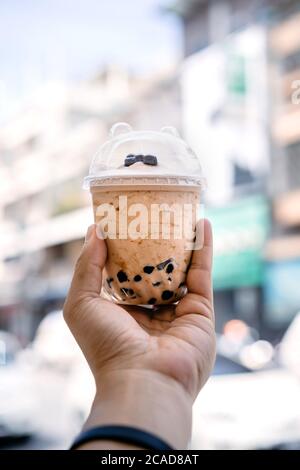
84 123 205 306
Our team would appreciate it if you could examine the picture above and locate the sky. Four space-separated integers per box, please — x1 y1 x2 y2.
0 0 181 119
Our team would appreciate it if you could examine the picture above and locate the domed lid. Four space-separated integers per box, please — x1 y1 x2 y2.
83 122 205 189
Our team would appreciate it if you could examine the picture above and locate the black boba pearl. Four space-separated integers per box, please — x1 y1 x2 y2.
166 263 174 274
148 298 157 305
162 290 173 301
143 265 154 274
117 270 128 283
120 288 134 296
134 274 142 282
156 258 173 271
152 281 161 287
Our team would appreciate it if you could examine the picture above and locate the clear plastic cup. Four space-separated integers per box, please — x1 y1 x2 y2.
84 123 205 306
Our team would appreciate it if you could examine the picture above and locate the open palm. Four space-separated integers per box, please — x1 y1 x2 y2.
64 220 215 400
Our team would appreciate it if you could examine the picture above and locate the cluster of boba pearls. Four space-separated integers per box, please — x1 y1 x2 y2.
106 258 186 305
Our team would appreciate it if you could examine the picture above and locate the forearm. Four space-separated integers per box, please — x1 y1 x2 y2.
77 369 193 450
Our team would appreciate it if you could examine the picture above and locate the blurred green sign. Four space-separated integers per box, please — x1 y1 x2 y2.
226 53 247 96
206 195 270 289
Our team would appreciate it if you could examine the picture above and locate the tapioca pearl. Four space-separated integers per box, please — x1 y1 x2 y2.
143 265 154 274
161 290 174 301
152 281 161 287
156 258 173 271
148 298 157 305
134 274 142 282
120 288 135 297
117 270 128 283
166 263 174 274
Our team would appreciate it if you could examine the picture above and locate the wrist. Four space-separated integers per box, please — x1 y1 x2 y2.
83 369 193 450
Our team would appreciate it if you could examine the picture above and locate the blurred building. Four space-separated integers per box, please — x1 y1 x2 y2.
0 67 180 342
264 11 300 333
172 0 300 337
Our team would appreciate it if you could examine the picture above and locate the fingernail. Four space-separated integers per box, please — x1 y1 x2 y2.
85 225 95 242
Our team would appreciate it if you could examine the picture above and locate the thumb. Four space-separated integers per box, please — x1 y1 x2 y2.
67 224 107 303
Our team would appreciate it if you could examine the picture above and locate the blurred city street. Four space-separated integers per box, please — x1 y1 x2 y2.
1 0 300 450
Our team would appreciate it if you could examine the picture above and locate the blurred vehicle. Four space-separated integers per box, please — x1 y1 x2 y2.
3 310 300 449
23 310 84 371
35 311 95 442
0 311 94 447
0 331 22 365
213 353 252 375
0 331 36 443
217 319 275 372
192 368 300 450
17 311 94 446
191 313 300 449
278 313 300 378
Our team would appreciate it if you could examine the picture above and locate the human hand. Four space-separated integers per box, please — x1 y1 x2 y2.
64 220 215 449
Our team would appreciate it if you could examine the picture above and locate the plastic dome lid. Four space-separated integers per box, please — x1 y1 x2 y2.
84 122 205 189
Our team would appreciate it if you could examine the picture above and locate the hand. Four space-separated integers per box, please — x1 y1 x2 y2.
64 220 215 449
